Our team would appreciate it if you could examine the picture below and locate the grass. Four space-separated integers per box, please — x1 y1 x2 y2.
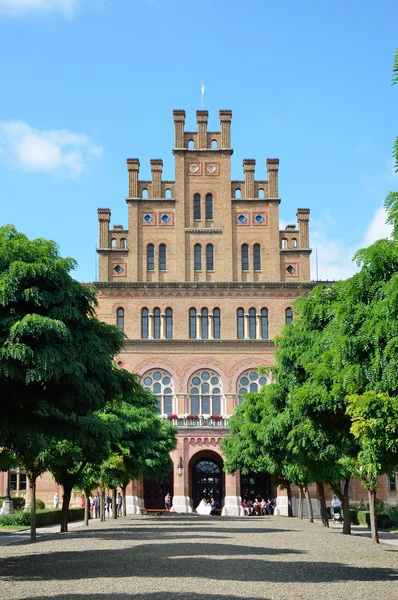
0 525 29 532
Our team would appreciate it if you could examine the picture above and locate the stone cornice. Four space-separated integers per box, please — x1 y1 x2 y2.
124 339 275 346
185 228 223 234
280 248 312 254
126 198 176 203
94 281 315 290
231 197 281 203
96 249 129 254
173 148 233 155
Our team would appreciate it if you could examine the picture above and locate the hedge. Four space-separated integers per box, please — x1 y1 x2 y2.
356 511 394 529
0 496 26 511
0 507 84 528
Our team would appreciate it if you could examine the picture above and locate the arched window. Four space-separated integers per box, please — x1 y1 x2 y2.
120 238 127 249
237 370 269 403
258 188 265 198
153 308 161 339
189 370 222 415
111 238 116 248
261 308 268 339
116 307 124 331
205 193 213 220
165 307 173 340
211 139 217 149
165 188 172 199
159 244 166 271
285 307 293 325
194 244 202 270
188 139 194 149
249 307 256 339
241 244 249 271
206 244 214 271
237 308 244 340
141 308 149 339
292 238 297 248
142 369 174 414
142 188 148 199
281 238 287 249
201 308 208 340
189 308 197 339
253 244 261 271
235 188 241 199
194 193 201 220
213 308 220 339
147 244 155 271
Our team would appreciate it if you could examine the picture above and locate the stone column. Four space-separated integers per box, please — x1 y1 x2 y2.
127 158 140 198
196 110 208 148
256 314 262 340
266 158 279 198
126 477 145 515
148 313 154 340
222 472 242 516
219 109 232 148
150 159 163 198
196 314 202 339
243 159 255 198
244 314 250 340
171 440 192 513
208 314 214 340
160 313 166 339
173 110 186 148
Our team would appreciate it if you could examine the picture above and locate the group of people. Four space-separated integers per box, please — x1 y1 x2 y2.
81 492 123 518
241 497 274 516
196 497 218 515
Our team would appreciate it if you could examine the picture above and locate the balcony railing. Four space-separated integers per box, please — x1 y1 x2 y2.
161 415 229 428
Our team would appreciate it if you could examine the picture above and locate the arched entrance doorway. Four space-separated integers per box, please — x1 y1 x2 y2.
240 471 273 501
191 455 224 510
144 471 174 510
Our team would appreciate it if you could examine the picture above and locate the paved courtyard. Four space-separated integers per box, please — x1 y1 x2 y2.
0 515 397 600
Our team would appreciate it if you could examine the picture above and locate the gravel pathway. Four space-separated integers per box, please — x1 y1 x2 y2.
0 514 397 600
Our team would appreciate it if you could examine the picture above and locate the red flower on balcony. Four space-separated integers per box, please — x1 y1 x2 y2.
211 414 222 421
187 414 199 420
167 414 178 419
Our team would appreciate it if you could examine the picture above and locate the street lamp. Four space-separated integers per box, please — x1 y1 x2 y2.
177 457 183 477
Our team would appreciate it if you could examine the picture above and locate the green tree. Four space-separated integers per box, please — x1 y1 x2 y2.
347 391 398 543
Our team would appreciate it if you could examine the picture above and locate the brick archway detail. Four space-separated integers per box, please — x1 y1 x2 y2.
181 359 228 393
135 357 180 390
230 357 273 391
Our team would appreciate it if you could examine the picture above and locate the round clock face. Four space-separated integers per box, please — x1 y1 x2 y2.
207 164 216 173
190 164 199 173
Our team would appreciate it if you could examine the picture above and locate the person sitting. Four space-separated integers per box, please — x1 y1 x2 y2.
241 499 247 515
210 497 217 516
246 499 254 516
260 498 267 515
266 498 274 515
196 498 211 515
253 498 260 515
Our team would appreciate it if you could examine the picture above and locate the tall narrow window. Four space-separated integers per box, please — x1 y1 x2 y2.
159 244 166 271
253 244 261 271
189 308 197 339
261 308 268 339
201 308 209 339
147 244 154 271
121 238 127 248
206 244 214 271
165 308 173 340
241 244 249 271
194 244 202 270
194 193 201 220
213 308 220 339
249 308 256 339
154 308 161 339
285 307 293 325
116 307 124 331
205 193 213 220
141 308 149 339
237 308 244 339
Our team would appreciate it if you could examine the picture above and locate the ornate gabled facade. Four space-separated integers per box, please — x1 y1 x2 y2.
94 109 314 515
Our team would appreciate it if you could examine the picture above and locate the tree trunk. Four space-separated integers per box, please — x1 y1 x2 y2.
29 476 37 542
316 481 329 527
298 486 304 519
60 485 72 533
368 489 379 544
112 488 117 519
100 489 105 522
84 491 90 527
122 484 127 517
330 478 351 535
286 481 293 517
305 487 314 523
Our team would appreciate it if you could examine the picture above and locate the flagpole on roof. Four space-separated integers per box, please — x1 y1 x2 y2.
201 82 206 109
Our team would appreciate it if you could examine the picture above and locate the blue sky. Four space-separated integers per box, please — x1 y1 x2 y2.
0 0 397 282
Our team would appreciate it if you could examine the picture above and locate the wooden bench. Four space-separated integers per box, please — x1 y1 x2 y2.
141 508 170 515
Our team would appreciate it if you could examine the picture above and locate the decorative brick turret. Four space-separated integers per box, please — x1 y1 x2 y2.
97 208 111 248
266 159 279 198
219 110 232 148
243 159 256 198
127 158 140 198
297 208 310 248
173 110 186 148
196 110 209 148
150 159 163 198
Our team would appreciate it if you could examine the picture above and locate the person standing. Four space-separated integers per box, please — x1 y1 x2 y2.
80 494 85 508
93 492 100 519
116 492 122 517
105 493 112 517
53 493 59 509
331 495 342 522
165 493 172 510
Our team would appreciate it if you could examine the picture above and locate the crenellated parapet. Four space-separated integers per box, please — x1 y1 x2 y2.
174 109 233 150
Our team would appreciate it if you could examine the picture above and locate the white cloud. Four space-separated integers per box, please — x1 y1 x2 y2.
308 206 393 282
0 120 103 177
0 0 80 17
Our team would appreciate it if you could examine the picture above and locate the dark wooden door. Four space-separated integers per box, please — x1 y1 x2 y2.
240 472 273 501
144 471 173 509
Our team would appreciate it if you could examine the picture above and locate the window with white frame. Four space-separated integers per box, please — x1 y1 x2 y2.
189 370 222 415
142 369 174 414
237 369 269 403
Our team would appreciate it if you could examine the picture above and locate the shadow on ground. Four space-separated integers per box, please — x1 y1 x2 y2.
1 543 397 584
18 595 270 600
